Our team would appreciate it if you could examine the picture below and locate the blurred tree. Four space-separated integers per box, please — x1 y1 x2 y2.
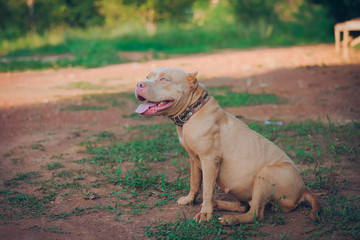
98 0 139 27
228 0 278 23
228 0 333 42
312 0 360 22
98 0 196 34
0 0 28 38
63 0 104 27
1 0 358 40
0 0 103 38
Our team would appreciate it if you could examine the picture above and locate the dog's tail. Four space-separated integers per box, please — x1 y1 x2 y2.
303 187 321 221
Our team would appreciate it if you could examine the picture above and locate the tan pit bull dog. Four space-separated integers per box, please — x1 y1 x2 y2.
134 67 320 225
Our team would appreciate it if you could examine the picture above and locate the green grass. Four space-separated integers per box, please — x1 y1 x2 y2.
209 86 285 107
122 112 153 120
3 171 41 187
0 191 55 220
82 92 135 106
318 194 360 239
29 224 71 234
12 171 40 181
60 105 107 111
59 91 137 112
67 81 104 90
83 123 187 165
49 207 96 221
145 215 264 239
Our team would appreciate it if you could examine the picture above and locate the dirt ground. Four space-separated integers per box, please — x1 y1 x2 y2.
0 44 359 239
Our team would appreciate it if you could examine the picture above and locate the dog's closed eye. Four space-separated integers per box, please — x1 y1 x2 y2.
160 77 170 82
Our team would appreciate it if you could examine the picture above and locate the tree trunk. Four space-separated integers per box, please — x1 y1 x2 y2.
26 0 36 33
142 8 157 35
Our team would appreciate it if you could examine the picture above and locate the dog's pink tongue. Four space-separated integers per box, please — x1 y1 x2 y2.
135 102 157 113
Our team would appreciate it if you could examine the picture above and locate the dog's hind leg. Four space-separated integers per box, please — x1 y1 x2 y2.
219 172 274 225
214 200 248 212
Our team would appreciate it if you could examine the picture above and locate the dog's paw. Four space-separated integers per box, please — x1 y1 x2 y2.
219 215 237 225
194 211 212 222
177 196 194 205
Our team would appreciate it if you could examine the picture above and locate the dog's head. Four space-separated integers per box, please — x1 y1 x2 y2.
135 67 198 117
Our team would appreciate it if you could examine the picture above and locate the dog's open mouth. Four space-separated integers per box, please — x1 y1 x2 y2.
135 100 174 115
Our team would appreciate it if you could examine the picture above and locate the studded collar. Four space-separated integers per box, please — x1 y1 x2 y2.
169 89 210 127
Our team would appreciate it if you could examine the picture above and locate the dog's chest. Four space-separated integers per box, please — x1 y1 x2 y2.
177 130 202 166
178 135 196 157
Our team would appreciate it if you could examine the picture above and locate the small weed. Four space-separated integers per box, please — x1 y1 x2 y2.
306 165 338 192
46 162 64 170
79 131 115 146
54 170 72 179
93 131 115 138
329 140 356 162
51 153 65 160
40 180 85 192
31 143 46 151
3 171 40 186
13 171 40 181
296 149 314 163
29 225 42 232
61 193 73 200
2 151 14 158
49 207 97 221
43 225 70 234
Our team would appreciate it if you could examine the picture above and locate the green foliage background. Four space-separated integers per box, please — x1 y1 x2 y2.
0 0 359 71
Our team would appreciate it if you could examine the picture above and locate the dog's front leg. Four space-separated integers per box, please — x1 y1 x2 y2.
194 156 220 222
177 157 202 205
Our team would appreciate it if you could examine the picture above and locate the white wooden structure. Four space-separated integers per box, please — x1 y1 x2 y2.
334 18 360 60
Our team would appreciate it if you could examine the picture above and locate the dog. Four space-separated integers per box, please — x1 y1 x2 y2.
134 67 320 224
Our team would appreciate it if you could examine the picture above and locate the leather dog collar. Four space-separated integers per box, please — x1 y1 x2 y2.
169 89 210 127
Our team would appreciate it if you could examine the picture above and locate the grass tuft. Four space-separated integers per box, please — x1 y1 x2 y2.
145 215 264 239
60 105 107 111
46 162 64 170
84 123 187 165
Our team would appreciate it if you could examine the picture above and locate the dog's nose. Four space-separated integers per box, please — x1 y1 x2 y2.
137 81 147 88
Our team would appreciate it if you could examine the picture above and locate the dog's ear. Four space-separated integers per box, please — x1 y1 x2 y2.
186 70 198 90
